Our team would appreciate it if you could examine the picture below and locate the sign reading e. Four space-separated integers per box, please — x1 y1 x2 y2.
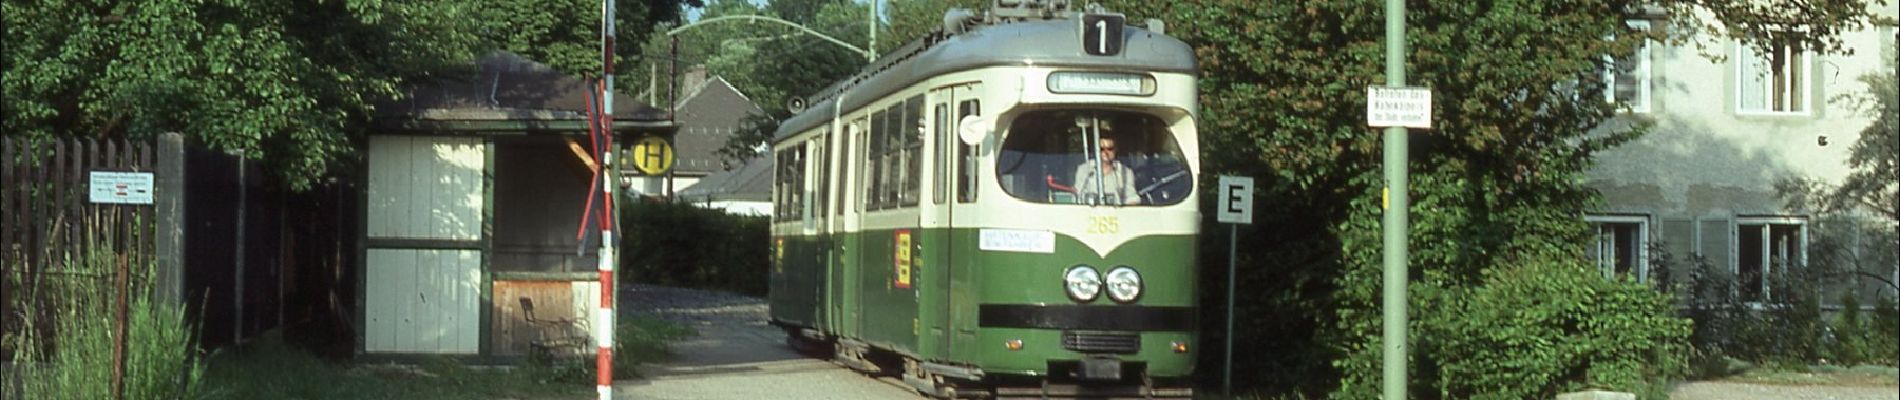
1216 175 1253 225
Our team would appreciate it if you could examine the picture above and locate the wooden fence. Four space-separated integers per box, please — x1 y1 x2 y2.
5 132 361 361
0 134 185 396
1 136 161 277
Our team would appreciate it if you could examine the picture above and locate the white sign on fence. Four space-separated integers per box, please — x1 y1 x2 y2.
1366 86 1433 129
89 171 155 205
1216 175 1254 225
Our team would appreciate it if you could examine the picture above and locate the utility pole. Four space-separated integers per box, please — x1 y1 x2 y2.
869 0 879 60
596 1 619 399
1380 0 1410 398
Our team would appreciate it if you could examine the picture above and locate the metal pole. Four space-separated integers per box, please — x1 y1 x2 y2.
235 156 246 344
1380 0 1410 397
1224 223 1237 396
112 253 129 400
869 0 878 61
597 0 617 399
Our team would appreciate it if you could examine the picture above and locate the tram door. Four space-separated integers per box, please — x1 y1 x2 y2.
828 121 865 338
807 133 830 333
927 84 982 357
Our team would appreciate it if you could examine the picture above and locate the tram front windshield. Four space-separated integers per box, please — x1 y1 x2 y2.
996 110 1192 206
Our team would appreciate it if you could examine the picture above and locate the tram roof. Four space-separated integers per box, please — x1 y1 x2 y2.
773 17 1196 142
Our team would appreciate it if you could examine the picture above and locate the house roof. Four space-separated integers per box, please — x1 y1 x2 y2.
376 52 676 133
676 153 771 202
669 76 767 176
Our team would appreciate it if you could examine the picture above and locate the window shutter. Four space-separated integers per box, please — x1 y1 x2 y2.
1662 217 1695 277
1696 216 1733 272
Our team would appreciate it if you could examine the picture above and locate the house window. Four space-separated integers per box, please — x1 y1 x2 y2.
1735 217 1806 302
1588 215 1649 282
1604 20 1652 112
1735 32 1811 114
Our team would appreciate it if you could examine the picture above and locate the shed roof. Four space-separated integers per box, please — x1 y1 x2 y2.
376 52 677 134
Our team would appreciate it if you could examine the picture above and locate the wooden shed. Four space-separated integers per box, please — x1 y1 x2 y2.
361 52 673 359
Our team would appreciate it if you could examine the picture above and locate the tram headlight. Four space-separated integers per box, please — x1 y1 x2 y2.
1063 265 1103 302
1105 266 1143 303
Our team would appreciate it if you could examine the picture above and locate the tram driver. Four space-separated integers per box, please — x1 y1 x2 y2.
1073 129 1142 205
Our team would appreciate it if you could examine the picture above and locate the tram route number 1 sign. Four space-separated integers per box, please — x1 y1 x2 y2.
1366 86 1432 129
1217 175 1253 225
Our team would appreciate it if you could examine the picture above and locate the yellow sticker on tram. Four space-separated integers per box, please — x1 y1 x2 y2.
895 230 913 289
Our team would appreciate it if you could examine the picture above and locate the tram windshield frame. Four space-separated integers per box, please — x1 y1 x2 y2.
995 110 1193 206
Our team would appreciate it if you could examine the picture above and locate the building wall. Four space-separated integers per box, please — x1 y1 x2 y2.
364 135 487 354
1587 13 1897 301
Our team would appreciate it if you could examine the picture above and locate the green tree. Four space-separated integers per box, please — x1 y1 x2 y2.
880 0 987 55
3 0 491 189
479 0 697 83
1094 0 1886 397
2 0 694 190
644 0 874 164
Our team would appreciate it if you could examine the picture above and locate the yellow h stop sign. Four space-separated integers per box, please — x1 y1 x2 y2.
629 136 675 175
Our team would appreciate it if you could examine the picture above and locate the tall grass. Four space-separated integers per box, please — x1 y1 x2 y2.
3 241 205 399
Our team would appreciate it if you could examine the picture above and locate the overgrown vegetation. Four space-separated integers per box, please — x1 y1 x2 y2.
525 314 697 383
1651 245 1900 377
2 244 206 399
198 315 691 398
619 199 771 297
200 336 578 400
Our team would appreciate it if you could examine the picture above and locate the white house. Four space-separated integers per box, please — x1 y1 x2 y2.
1585 8 1897 304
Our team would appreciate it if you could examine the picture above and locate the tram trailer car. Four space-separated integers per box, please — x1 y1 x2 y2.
768 3 1199 398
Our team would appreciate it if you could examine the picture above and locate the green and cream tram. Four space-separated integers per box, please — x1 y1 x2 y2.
767 2 1199 397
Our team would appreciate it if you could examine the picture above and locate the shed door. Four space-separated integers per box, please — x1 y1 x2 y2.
365 136 486 354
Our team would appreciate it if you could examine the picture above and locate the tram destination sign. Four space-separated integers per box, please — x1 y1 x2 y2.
1366 86 1432 129
1047 71 1155 96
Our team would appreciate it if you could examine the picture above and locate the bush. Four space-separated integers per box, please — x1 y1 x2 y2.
1333 256 1688 400
2 246 206 399
1669 253 1831 368
1827 290 1869 366
619 199 770 296
1869 294 1900 366
1325 172 1691 399
1431 260 1688 399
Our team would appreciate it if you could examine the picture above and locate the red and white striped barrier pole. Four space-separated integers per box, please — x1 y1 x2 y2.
597 0 617 398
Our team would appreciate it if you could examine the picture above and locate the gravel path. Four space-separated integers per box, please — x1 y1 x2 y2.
612 284 920 400
1669 381 1899 400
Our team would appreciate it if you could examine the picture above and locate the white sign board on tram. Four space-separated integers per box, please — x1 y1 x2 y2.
1366 86 1432 129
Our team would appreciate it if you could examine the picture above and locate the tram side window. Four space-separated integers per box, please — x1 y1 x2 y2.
837 126 851 216
853 120 868 213
868 109 888 210
996 110 1192 206
901 95 923 206
774 143 807 221
882 104 903 208
812 135 828 220
933 103 949 205
957 100 980 203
